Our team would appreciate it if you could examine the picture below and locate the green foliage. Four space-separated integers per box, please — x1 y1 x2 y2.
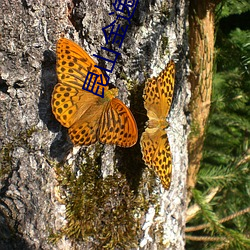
197 165 239 188
218 0 250 17
187 2 250 249
192 189 224 233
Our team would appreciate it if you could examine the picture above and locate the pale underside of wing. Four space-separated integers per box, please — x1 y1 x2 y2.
140 128 172 190
56 38 108 96
98 98 138 147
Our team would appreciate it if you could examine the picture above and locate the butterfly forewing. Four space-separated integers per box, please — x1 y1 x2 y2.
52 83 100 128
143 60 175 119
57 38 108 96
52 83 79 127
158 60 175 117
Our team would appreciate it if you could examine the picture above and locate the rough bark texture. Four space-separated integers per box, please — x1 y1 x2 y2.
187 0 219 203
0 0 189 249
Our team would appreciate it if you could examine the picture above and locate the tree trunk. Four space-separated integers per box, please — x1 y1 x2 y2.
187 0 220 203
0 1 189 249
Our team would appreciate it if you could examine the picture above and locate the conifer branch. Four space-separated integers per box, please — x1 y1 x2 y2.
185 235 227 242
236 149 250 168
186 187 219 222
186 206 250 232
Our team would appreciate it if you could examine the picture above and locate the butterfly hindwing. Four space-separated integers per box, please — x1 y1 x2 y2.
68 110 102 146
99 98 138 147
141 128 172 190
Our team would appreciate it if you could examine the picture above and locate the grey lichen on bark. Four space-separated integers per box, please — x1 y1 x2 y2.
0 0 189 249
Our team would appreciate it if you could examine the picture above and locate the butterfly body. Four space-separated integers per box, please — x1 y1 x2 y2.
52 38 138 147
140 61 175 190
147 117 169 130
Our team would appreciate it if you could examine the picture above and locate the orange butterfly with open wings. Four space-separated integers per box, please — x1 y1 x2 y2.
51 38 138 147
140 61 175 189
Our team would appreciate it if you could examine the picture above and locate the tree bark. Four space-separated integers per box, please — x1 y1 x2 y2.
0 0 189 249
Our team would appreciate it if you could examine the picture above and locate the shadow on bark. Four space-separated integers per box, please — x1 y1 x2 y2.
0 210 33 250
39 50 73 161
116 82 147 191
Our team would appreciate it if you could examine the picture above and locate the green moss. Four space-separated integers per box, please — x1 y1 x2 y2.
25 126 38 138
51 151 156 248
161 36 169 56
159 1 171 17
0 144 13 178
119 71 127 80
189 120 201 139
0 126 38 178
119 73 139 92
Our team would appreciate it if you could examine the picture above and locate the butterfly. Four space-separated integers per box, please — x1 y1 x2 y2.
51 38 138 147
140 60 175 190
